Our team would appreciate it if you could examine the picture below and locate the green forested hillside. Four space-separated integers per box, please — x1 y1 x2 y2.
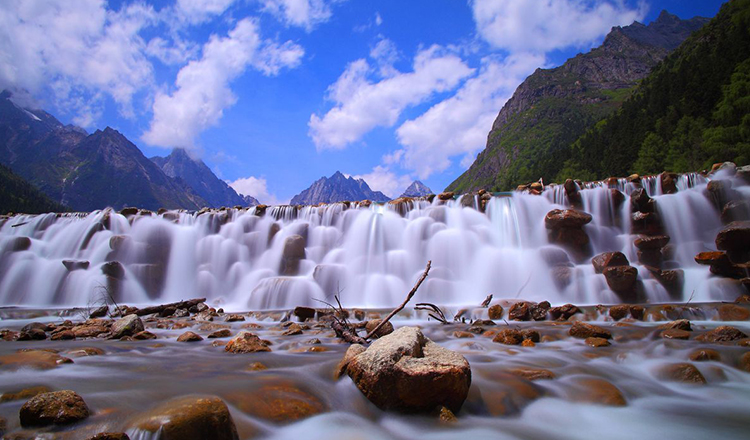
557 0 750 181
0 163 69 214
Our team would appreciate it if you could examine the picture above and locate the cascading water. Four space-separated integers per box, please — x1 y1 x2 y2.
0 173 746 310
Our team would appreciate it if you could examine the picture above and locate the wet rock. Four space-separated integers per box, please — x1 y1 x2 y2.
694 251 731 266
101 261 125 280
629 305 645 320
603 266 638 296
721 200 750 223
226 382 326 424
282 323 303 336
365 319 394 338
570 378 626 406
740 352 750 372
280 234 306 276
717 304 750 321
0 350 73 370
50 330 75 341
20 390 90 427
660 172 678 194
453 331 474 339
544 209 592 229
657 363 706 384
508 368 556 381
509 302 531 321
225 331 271 353
608 305 630 321
569 321 612 339
549 304 581 321
177 331 203 342
208 329 231 338
521 339 536 347
18 328 46 341
696 326 747 342
111 314 144 339
493 329 523 345
550 265 573 290
716 221 750 252
132 331 156 340
531 301 550 321
631 211 662 235
73 324 110 338
488 304 503 320
334 344 366 379
660 329 690 340
634 235 670 250
438 406 457 423
174 308 189 318
630 188 652 212
591 252 629 273
293 306 316 321
688 349 720 362
585 337 611 347
225 314 245 322
1 386 52 403
67 347 105 357
129 395 238 440
89 305 109 319
1 329 19 341
346 326 471 413
87 433 130 440
520 329 540 343
438 192 455 201
62 260 90 271
660 319 692 331
159 307 176 317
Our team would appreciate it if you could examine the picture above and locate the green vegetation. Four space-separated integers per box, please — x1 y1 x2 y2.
557 0 750 180
0 163 69 214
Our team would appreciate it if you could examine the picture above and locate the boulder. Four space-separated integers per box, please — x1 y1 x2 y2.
634 235 670 250
630 188 652 213
111 315 144 339
101 261 125 280
208 329 231 338
177 331 203 342
657 363 706 384
129 395 238 440
660 172 678 194
603 266 638 294
334 344 366 379
569 321 611 339
293 306 316 321
716 221 750 252
696 326 747 342
438 192 455 201
591 252 629 273
488 304 504 320
570 378 626 406
346 326 471 413
688 349 720 362
224 331 271 353
631 211 662 235
493 329 523 345
717 304 750 321
721 200 750 223
544 209 592 229
280 235 306 275
62 260 90 271
365 319 394 338
20 390 89 427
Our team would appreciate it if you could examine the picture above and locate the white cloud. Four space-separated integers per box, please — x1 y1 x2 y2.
142 18 304 149
176 0 236 24
375 12 382 26
471 0 646 53
0 0 157 125
146 36 198 66
229 176 286 205
354 165 411 199
309 45 474 150
395 53 544 179
260 0 334 31
369 37 399 78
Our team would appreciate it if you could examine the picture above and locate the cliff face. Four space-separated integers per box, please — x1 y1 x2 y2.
447 11 709 193
290 171 390 205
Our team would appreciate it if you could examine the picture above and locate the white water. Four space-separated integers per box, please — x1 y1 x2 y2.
0 173 746 309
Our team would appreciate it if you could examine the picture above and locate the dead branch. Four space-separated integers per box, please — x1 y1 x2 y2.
480 294 493 308
95 283 121 318
513 274 532 299
415 302 449 324
331 319 368 344
135 298 206 316
365 260 431 340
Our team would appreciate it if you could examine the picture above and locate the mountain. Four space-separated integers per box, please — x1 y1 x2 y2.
241 194 260 206
290 171 390 205
0 163 69 214
447 11 709 192
0 91 207 211
557 0 750 179
400 180 432 198
151 148 255 208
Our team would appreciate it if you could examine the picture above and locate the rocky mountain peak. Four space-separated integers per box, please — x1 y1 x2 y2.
290 171 390 205
400 181 433 198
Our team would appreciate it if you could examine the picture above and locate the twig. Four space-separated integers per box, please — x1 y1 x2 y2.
96 283 120 318
685 289 696 306
365 260 431 340
415 302 449 324
513 274 532 299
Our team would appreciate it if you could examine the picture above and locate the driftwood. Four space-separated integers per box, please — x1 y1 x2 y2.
480 294 493 308
415 302 449 324
364 260 431 340
135 298 206 316
332 319 368 344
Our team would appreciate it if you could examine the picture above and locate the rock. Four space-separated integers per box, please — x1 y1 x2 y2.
717 304 749 321
591 251 629 273
50 330 75 341
87 433 130 440
608 305 630 321
334 344 366 379
721 200 750 223
346 326 471 413
225 314 245 322
293 306 316 321
603 266 638 295
129 395 238 440
225 382 326 424
177 331 203 342
585 337 611 347
101 261 125 280
62 260 90 271
508 368 556 381
224 331 271 353
688 349 720 362
660 329 690 340
159 307 176 317
631 211 662 235
208 329 231 338
493 329 523 345
716 221 750 252
18 328 46 341
694 251 731 266
629 305 645 320
550 266 573 289
438 192 455 201
531 301 550 321
660 319 692 331
452 331 474 338
570 378 626 406
438 406 457 423
509 302 531 321
0 350 72 370
657 363 706 384
740 352 750 372
634 235 670 250
133 331 156 340
544 209 592 229
1 386 52 403
365 319 394 338
19 390 89 427
660 172 678 194
282 323 303 336
89 305 109 319
630 188 652 212
73 324 109 338
569 321 612 339
111 315 144 339
488 304 503 320
280 235 306 275
696 326 747 342
711 161 737 175
549 304 581 321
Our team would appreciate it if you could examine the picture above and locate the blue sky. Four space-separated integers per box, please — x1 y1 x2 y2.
0 0 726 204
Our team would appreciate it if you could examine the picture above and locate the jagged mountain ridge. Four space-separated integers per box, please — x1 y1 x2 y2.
0 162 69 215
400 181 432 198
290 171 390 205
447 11 709 193
151 148 257 208
0 91 207 211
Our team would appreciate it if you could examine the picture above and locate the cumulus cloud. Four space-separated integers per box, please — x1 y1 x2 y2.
142 18 304 149
395 53 544 178
229 176 286 205
175 0 236 24
354 165 412 199
309 45 474 150
0 0 157 125
260 0 334 31
471 0 646 53
146 36 199 66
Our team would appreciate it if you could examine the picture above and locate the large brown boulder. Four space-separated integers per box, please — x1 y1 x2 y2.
280 234 306 275
603 266 638 294
129 395 238 440
591 252 629 274
346 326 471 413
716 221 750 252
224 331 271 353
544 209 592 229
20 390 90 427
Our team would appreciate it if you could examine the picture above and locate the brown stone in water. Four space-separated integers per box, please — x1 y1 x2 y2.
208 329 231 338
629 305 645 320
609 305 629 321
365 319 394 338
225 314 245 322
20 390 90 427
520 329 540 343
696 326 747 343
87 433 130 440
569 321 612 339
603 266 638 294
0 350 72 370
1 386 52 403
657 363 706 384
488 304 503 320
453 331 475 339
585 337 611 347
688 349 720 362
334 344 366 379
508 368 556 381
438 406 457 423
660 329 690 340
634 235 670 250
50 330 75 340
591 252 629 273
225 331 271 353
247 362 267 371
177 331 203 342
282 323 303 336
293 306 316 321
346 327 471 413
739 352 750 372
717 304 750 321
509 302 531 321
227 382 326 424
544 209 593 229
659 319 692 331
67 347 105 357
493 329 523 345
521 339 536 347
570 378 626 406
549 304 581 321
129 395 238 440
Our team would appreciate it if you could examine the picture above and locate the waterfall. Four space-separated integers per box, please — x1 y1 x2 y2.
0 176 746 309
